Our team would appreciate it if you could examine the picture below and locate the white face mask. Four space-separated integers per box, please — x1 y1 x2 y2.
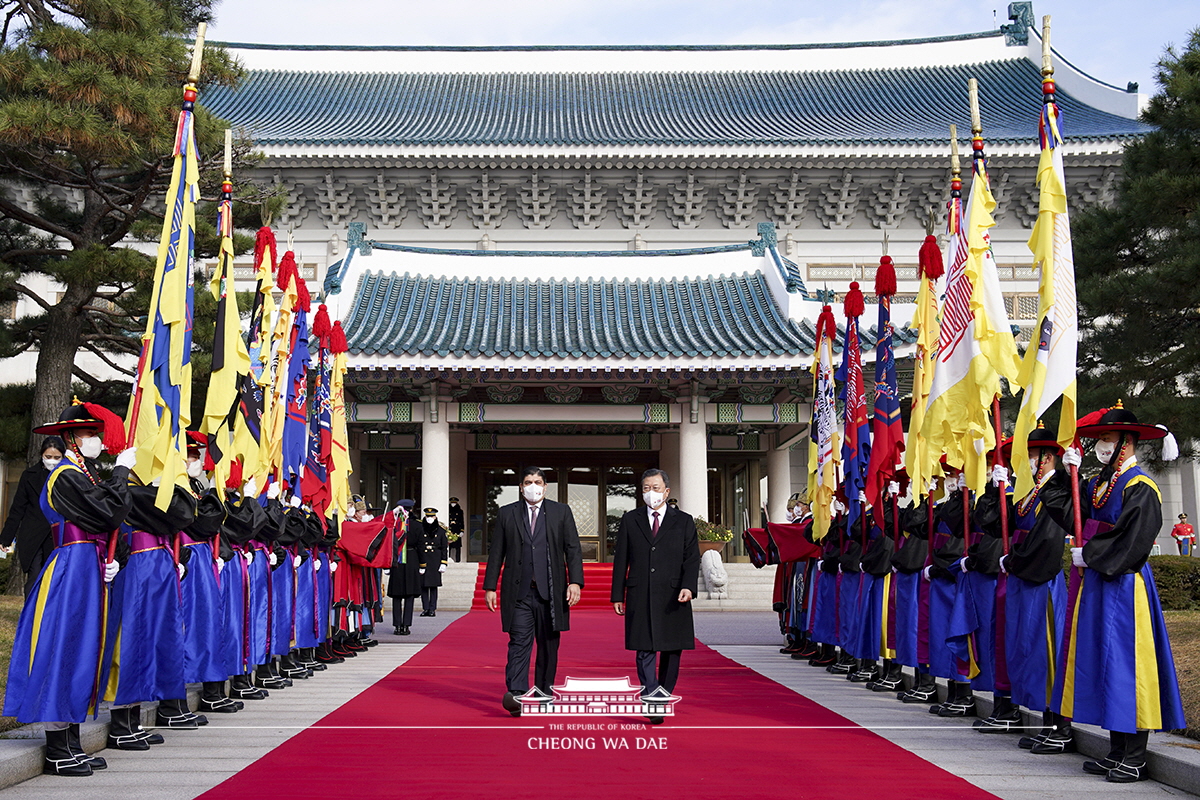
425 515 435 523
450 502 458 507
187 459 203 478
1029 457 1041 476
1093 440 1118 465
642 490 666 509
77 435 102 459
42 457 61 471
522 484 545 503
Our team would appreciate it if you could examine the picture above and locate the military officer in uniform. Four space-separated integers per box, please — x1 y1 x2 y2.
418 507 449 616
448 497 464 562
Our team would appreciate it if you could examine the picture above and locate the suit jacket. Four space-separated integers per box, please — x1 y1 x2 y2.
610 505 700 652
0 464 53 572
483 498 584 633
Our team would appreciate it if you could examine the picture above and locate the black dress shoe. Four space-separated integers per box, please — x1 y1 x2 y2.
502 692 521 717
420 610 431 617
399 626 411 636
393 627 403 635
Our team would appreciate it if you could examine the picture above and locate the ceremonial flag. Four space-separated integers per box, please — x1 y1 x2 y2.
199 166 251 494
280 274 311 491
302 305 334 520
864 256 905 509
807 305 840 541
265 253 300 486
837 282 870 530
921 113 1021 495
127 81 200 509
905 229 947 495
232 227 277 489
328 320 353 520
1011 78 1077 498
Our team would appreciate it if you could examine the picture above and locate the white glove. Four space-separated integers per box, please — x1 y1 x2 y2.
266 482 282 500
991 465 1009 487
244 549 254 566
857 491 867 503
302 504 312 513
438 564 446 573
957 472 967 490
891 565 898 574
419 568 426 575
268 552 278 567
329 560 339 573
293 554 302 568
888 481 900 497
115 448 137 469
289 495 302 509
314 558 322 573
242 478 258 498
999 555 1009 574
1063 447 1082 468
104 560 120 583
361 514 374 522
176 562 186 580
959 558 970 573
928 477 939 494
216 556 226 573
922 564 932 581
1071 546 1087 568
836 564 843 574
831 499 847 515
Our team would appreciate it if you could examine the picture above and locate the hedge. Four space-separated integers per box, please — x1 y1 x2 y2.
1148 556 1200 611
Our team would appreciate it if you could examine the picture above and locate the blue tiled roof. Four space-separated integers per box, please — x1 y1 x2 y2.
344 272 815 359
205 59 1146 147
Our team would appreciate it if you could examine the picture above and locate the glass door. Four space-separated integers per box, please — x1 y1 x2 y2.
567 467 600 561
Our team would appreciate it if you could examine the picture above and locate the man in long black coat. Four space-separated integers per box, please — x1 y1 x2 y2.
484 467 583 716
611 468 700 721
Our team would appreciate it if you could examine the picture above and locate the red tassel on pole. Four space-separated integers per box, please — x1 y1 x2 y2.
277 251 298 292
843 281 865 318
815 305 837 343
331 321 348 354
312 304 332 342
295 275 312 313
875 256 897 298
918 234 944 280
254 227 278 275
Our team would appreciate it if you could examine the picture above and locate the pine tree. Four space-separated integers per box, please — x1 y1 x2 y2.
1073 28 1200 455
0 0 261 456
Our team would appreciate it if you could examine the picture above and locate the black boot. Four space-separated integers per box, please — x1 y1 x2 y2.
66 723 106 770
826 650 855 675
316 640 345 664
1083 730 1126 772
128 704 164 744
938 681 977 717
199 681 243 713
1020 709 1056 749
299 647 327 671
106 707 150 751
256 660 291 689
898 671 937 703
279 653 312 679
1031 714 1077 755
849 659 879 683
43 727 92 776
230 673 269 700
1107 731 1150 783
974 694 1021 732
331 632 359 658
156 698 204 729
867 660 904 692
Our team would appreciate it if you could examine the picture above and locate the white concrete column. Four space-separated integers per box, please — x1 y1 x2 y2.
421 401 450 518
677 416 708 519
660 431 681 493
767 439 791 524
348 432 362 494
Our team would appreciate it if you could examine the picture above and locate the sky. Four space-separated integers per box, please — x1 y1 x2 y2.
205 0 1197 96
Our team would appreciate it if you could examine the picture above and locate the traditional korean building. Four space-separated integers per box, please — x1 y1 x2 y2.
192 3 1200 558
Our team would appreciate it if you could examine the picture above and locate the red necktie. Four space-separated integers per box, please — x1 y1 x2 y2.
652 511 660 537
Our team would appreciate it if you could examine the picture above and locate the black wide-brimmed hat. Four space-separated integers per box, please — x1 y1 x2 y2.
1075 401 1168 441
1000 422 1065 458
33 401 126 454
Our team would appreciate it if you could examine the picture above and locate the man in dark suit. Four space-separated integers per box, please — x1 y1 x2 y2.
484 467 584 716
611 468 700 724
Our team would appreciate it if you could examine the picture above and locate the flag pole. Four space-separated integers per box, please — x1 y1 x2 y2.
992 396 1011 554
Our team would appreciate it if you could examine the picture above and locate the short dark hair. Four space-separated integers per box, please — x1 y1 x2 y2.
521 466 546 481
640 468 670 488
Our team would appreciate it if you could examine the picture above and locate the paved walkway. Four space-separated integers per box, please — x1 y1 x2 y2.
0 610 1194 799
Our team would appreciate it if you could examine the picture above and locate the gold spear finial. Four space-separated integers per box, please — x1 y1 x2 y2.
968 78 982 136
1041 15 1053 77
949 123 961 178
188 22 207 84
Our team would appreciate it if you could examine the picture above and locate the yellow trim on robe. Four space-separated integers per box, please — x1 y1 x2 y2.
1045 594 1057 704
880 572 896 659
1060 571 1085 719
29 554 60 671
43 462 84 515
104 626 122 702
1133 573 1162 731
1125 474 1162 502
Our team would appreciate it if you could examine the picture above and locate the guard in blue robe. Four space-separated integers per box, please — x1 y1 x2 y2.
889 500 932 698
807 518 844 667
273 504 311 679
6 403 133 775
850 507 895 684
945 485 1001 718
924 479 969 714
219 487 270 700
251 492 289 689
1043 404 1185 784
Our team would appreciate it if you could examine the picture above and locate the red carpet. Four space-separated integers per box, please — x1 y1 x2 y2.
471 562 615 609
199 611 999 800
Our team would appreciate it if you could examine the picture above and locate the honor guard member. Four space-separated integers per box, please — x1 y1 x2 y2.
274 497 312 680
1043 403 1185 783
1171 513 1195 556
418 507 449 616
220 475 271 700
387 499 420 635
448 497 464 562
6 403 134 775
872 491 930 694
